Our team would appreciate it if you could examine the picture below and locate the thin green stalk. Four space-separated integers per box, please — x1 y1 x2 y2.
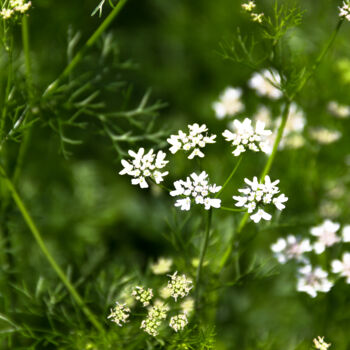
215 155 243 198
43 0 128 96
220 206 246 213
195 209 212 309
22 15 33 99
0 165 104 332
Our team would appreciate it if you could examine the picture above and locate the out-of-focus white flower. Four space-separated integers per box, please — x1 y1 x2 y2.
169 314 188 332
170 171 221 211
167 124 216 159
311 220 341 254
107 302 130 327
328 101 350 118
339 1 350 21
181 298 194 314
167 272 193 302
119 148 168 189
132 286 153 307
0 8 14 18
241 1 256 12
222 118 272 156
159 286 172 299
251 12 264 23
0 0 31 18
309 127 341 144
248 69 282 99
150 257 173 275
313 336 331 350
254 105 273 127
271 235 312 264
212 87 244 119
343 225 350 242
297 265 333 298
332 252 350 283
233 175 288 223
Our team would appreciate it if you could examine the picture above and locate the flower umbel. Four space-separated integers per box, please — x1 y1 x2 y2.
119 148 168 189
107 302 130 327
212 87 244 119
167 272 193 301
233 175 288 223
170 171 222 211
313 336 331 350
223 118 272 156
150 257 173 275
169 314 189 332
132 286 153 306
248 69 282 99
310 220 341 254
339 1 350 21
241 1 256 12
0 0 31 19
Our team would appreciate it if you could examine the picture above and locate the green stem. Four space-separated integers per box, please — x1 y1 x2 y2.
220 206 246 213
215 155 243 198
195 209 212 309
22 15 33 100
0 165 104 332
43 0 128 96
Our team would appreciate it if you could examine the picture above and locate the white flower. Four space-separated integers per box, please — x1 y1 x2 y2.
248 69 282 99
339 1 350 21
343 225 350 242
212 87 244 119
222 118 272 156
181 298 194 315
170 171 221 211
241 1 256 12
328 101 350 118
167 272 193 302
132 286 153 307
313 336 331 350
233 175 287 223
251 12 264 23
310 220 341 254
167 123 216 159
119 148 168 189
107 302 130 327
331 252 350 283
309 127 341 144
169 314 188 332
0 8 14 18
150 257 173 275
271 235 312 264
297 265 333 298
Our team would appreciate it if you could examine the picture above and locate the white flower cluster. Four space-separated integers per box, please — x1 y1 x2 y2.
313 336 331 350
150 257 173 275
311 220 341 254
222 118 272 156
332 252 350 284
132 286 153 307
309 127 341 144
339 1 350 21
140 303 169 337
328 101 350 118
170 171 221 211
0 0 31 19
241 1 264 23
167 123 216 159
169 314 188 332
107 302 130 327
119 148 168 188
167 272 193 301
212 87 244 119
248 69 282 99
233 175 288 223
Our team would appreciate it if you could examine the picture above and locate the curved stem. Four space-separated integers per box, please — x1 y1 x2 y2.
0 165 104 332
195 209 212 309
43 0 128 96
215 155 243 198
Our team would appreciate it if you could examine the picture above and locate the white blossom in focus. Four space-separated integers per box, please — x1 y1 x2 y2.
212 87 244 119
343 225 350 242
132 286 153 307
339 1 350 21
311 220 341 254
222 118 272 156
167 272 193 302
248 69 282 99
169 314 188 332
309 127 341 144
331 252 350 283
170 171 221 211
119 148 168 189
328 101 350 118
297 265 333 298
107 302 130 327
313 336 331 350
167 123 216 159
271 235 312 264
150 257 173 275
233 175 288 223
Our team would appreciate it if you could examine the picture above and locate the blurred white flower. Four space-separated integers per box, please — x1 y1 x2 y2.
212 87 244 119
107 302 130 327
339 1 350 21
132 286 153 307
313 336 331 350
328 101 350 118
0 8 14 18
309 127 341 144
222 118 272 156
150 257 173 275
181 297 195 314
271 235 312 264
311 220 341 254
254 105 273 127
251 12 264 23
119 148 168 189
248 69 282 99
167 123 216 159
331 252 350 283
170 171 221 211
169 314 188 332
167 272 193 302
233 175 288 223
241 1 256 12
343 225 350 242
159 286 172 299
297 265 333 298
